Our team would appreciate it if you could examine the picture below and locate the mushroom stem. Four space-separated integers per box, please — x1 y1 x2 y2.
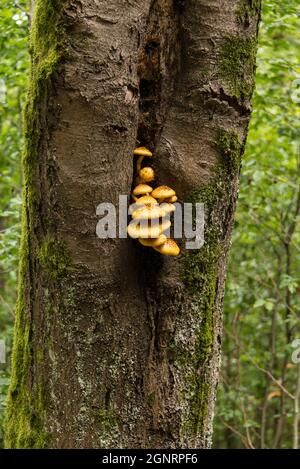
136 155 144 173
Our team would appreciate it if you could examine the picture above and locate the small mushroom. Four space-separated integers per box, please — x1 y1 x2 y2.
138 234 167 247
132 204 166 220
154 238 180 256
133 147 153 173
134 195 158 205
127 223 159 239
132 183 153 197
127 219 171 239
160 202 176 214
139 167 155 183
129 195 157 215
164 195 178 203
151 185 176 200
133 146 152 157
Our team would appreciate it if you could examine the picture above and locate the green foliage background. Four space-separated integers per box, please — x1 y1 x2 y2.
214 0 300 448
0 0 299 448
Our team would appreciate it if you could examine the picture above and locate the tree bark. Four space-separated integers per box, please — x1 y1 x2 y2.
5 0 261 448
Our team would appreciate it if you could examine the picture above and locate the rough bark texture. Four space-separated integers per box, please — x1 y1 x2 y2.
5 0 261 448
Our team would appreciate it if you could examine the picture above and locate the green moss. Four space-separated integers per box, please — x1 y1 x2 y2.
36 349 44 364
38 236 71 279
182 128 242 298
236 0 261 26
182 177 226 293
5 0 67 449
146 392 156 408
179 129 243 437
184 380 211 436
24 0 67 179
179 185 220 436
215 129 243 173
95 405 120 447
97 407 118 433
4 221 48 448
218 35 257 100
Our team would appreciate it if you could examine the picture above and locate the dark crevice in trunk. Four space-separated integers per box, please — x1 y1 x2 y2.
136 0 182 150
131 0 183 272
131 1 184 443
207 87 252 116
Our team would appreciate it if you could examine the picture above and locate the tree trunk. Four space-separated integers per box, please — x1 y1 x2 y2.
5 0 261 449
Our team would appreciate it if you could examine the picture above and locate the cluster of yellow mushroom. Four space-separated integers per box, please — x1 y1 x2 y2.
127 147 180 256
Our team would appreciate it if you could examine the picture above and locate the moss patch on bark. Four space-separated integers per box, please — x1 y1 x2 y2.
5 0 67 449
180 129 243 438
38 236 71 279
218 35 257 101
216 129 244 173
4 217 49 448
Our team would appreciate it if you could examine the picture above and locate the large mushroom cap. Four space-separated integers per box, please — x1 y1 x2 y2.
132 204 166 220
154 238 180 256
139 234 167 247
139 167 155 182
127 220 171 239
152 185 176 200
133 146 153 157
132 184 153 196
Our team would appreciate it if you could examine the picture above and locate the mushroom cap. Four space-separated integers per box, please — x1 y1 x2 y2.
165 195 178 203
160 202 176 214
133 146 153 157
132 204 166 220
139 167 155 182
132 184 153 196
138 234 167 247
154 238 180 256
134 195 158 205
129 196 158 214
127 220 171 239
151 185 176 200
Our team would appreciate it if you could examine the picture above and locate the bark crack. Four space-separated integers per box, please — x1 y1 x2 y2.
205 85 252 116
